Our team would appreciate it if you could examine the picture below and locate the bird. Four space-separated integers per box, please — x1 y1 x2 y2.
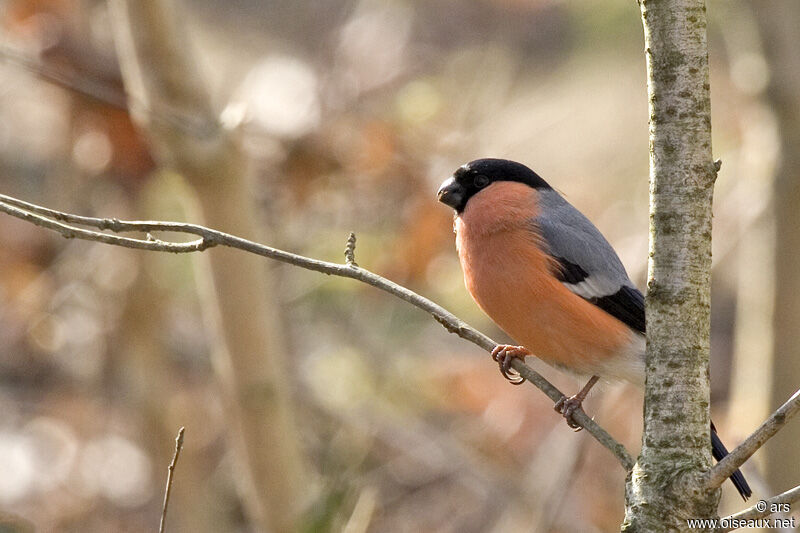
437 157 751 500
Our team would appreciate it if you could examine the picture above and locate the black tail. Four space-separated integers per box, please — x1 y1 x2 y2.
711 421 752 500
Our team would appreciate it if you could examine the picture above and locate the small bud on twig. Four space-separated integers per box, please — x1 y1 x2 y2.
345 232 358 267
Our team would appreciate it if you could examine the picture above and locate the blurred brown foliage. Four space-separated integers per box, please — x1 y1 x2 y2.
0 0 797 531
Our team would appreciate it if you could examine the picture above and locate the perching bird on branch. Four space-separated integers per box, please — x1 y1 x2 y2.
437 158 751 500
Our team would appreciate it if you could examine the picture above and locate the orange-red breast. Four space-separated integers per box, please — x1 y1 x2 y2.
437 158 751 499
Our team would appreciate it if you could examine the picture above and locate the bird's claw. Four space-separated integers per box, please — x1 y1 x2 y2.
491 345 530 385
554 395 585 431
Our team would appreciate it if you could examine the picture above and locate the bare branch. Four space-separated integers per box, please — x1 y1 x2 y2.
0 45 210 139
703 388 800 490
159 427 185 533
0 194 634 470
716 484 800 532
0 197 213 253
342 486 378 533
0 44 128 109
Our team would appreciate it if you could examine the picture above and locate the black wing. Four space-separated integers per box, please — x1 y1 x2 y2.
551 256 645 334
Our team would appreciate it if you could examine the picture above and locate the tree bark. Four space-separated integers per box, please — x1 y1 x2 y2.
107 2 307 531
623 1 720 530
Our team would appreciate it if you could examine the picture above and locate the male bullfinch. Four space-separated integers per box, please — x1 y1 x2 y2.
437 158 751 500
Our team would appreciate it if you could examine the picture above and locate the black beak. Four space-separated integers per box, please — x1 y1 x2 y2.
437 177 464 211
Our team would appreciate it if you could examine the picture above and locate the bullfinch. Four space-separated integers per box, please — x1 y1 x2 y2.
437 158 751 500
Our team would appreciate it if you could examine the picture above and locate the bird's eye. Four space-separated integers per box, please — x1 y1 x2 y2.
474 174 490 188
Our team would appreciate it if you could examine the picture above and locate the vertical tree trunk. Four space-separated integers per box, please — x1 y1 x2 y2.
116 233 221 533
724 6 779 508
107 2 307 531
754 1 800 495
623 1 720 530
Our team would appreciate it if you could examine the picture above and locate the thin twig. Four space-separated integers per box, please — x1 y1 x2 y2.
0 45 129 109
0 194 634 470
159 427 185 533
0 45 215 139
703 388 800 490
716 484 800 532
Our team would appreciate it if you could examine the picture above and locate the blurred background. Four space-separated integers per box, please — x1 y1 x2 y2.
0 0 798 531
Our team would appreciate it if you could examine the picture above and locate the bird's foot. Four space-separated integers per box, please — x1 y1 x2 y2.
554 395 586 431
554 375 599 431
490 345 530 385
